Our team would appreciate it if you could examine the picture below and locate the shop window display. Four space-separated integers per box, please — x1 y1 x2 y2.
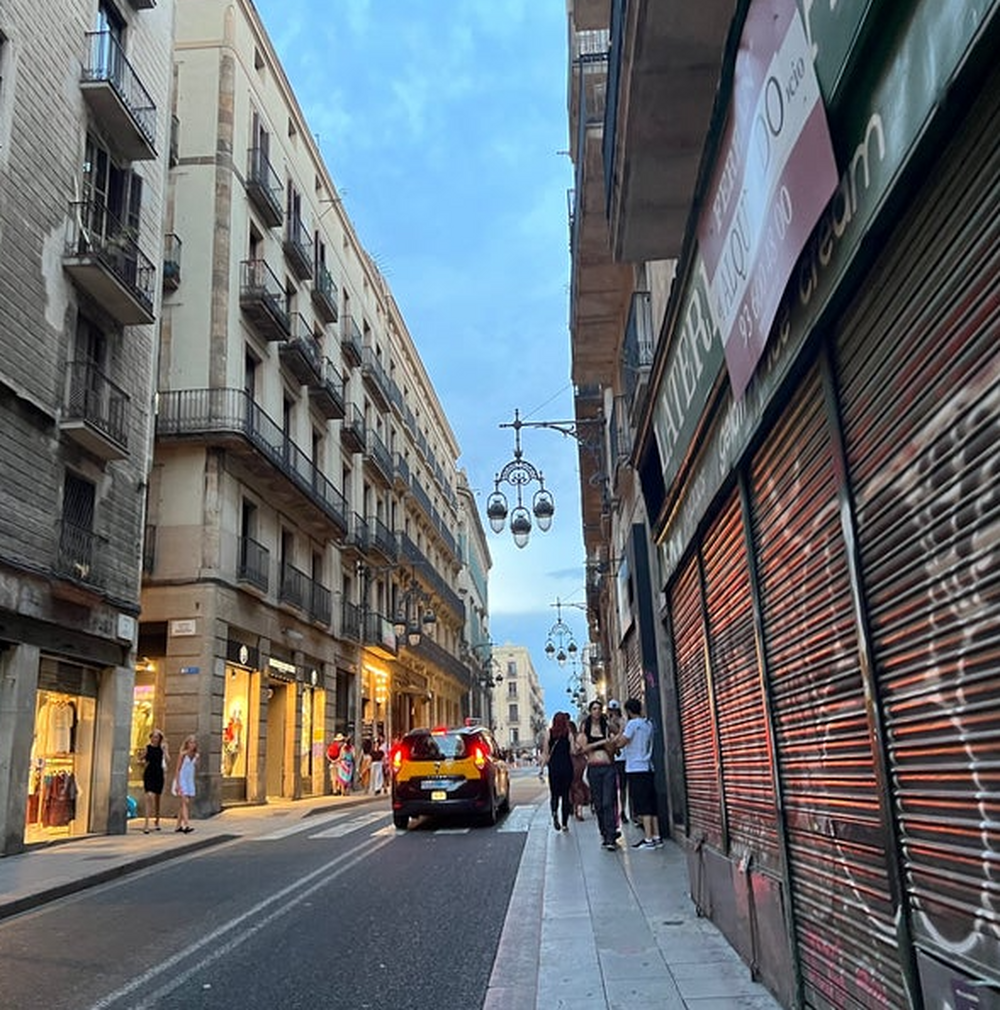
26 690 95 843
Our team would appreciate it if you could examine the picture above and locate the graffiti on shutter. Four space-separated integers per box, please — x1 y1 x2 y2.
836 69 1000 994
702 488 780 872
672 552 723 850
751 366 905 1007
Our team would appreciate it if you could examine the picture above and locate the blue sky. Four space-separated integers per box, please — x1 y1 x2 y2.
254 0 590 718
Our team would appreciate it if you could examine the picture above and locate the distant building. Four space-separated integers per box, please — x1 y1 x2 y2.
490 645 545 757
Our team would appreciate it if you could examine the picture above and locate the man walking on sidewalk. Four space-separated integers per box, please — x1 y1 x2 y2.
615 698 663 850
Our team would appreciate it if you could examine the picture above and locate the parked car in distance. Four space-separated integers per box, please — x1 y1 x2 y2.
390 724 510 829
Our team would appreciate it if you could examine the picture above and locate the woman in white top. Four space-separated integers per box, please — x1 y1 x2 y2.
173 735 198 834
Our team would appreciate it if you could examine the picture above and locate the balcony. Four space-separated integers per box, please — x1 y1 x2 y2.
245 146 283 228
237 534 269 592
341 315 363 367
309 580 332 625
365 429 393 487
163 233 182 291
393 452 410 492
311 262 339 325
344 512 368 555
363 610 398 660
283 212 313 281
341 599 361 642
63 201 155 325
54 520 104 589
622 290 654 413
365 516 397 564
602 0 730 260
340 404 365 454
405 634 470 688
80 31 156 161
279 314 323 385
156 388 350 541
60 360 130 461
308 357 345 419
279 561 308 610
398 533 465 622
361 347 392 412
239 258 290 341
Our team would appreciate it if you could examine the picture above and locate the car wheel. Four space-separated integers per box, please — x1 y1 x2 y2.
393 813 409 830
483 787 498 826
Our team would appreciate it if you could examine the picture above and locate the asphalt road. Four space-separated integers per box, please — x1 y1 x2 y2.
0 776 546 1010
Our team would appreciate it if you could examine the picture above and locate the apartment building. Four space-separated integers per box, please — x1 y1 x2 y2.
490 645 545 758
566 0 1000 1005
137 0 479 814
0 0 174 854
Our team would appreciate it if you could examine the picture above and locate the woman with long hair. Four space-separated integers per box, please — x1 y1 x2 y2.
141 729 169 833
538 711 575 831
568 719 590 821
172 735 198 834
577 700 619 850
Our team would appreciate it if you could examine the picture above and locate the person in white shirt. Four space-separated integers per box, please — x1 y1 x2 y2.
614 698 663 850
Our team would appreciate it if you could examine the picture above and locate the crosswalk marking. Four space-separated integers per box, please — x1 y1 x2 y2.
308 810 387 838
252 809 346 841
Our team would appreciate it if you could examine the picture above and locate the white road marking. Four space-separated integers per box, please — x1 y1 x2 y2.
307 810 386 838
498 805 534 833
250 808 347 840
87 835 394 1010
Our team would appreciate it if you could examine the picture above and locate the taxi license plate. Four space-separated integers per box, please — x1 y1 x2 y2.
431 790 447 801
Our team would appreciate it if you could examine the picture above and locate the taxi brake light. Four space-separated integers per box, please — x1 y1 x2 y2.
471 743 487 770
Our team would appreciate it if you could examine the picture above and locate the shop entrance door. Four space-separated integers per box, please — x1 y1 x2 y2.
265 681 287 797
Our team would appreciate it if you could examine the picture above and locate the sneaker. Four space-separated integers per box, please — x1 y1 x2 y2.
651 837 664 847
602 842 618 851
633 838 658 850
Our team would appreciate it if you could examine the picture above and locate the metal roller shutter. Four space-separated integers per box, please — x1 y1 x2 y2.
836 66 1000 991
751 367 905 1007
702 488 780 871
672 552 723 849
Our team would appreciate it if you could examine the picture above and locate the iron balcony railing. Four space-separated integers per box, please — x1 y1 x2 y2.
279 313 323 385
279 561 308 610
81 30 157 153
366 428 393 485
407 633 470 687
237 534 269 592
366 515 397 563
342 315 363 366
309 580 332 625
602 1 624 217
622 290 654 407
361 347 391 411
64 360 130 450
347 512 368 551
283 212 313 280
239 258 290 339
245 146 283 227
65 200 156 320
308 357 345 419
311 262 339 324
341 599 361 641
156 388 349 534
54 520 103 587
398 533 464 621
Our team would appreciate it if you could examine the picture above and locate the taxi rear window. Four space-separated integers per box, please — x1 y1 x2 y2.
408 733 468 760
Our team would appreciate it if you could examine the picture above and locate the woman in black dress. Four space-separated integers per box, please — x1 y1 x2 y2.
141 729 169 833
538 711 575 831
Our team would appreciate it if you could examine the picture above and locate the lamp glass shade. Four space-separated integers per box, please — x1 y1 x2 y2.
510 507 532 549
533 490 555 532
486 492 508 534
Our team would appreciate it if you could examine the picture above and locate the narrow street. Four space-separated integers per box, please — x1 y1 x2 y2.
0 802 529 1010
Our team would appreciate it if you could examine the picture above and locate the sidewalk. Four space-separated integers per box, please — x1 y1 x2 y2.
487 803 783 1010
1 795 782 1010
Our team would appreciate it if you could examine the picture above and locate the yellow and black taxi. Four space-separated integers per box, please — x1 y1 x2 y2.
390 724 510 829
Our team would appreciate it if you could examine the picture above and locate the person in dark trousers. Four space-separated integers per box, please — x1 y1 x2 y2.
141 729 169 833
577 699 619 850
538 711 575 831
614 697 663 849
607 699 629 826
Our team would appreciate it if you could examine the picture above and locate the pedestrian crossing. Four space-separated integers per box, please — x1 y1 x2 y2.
251 803 533 841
